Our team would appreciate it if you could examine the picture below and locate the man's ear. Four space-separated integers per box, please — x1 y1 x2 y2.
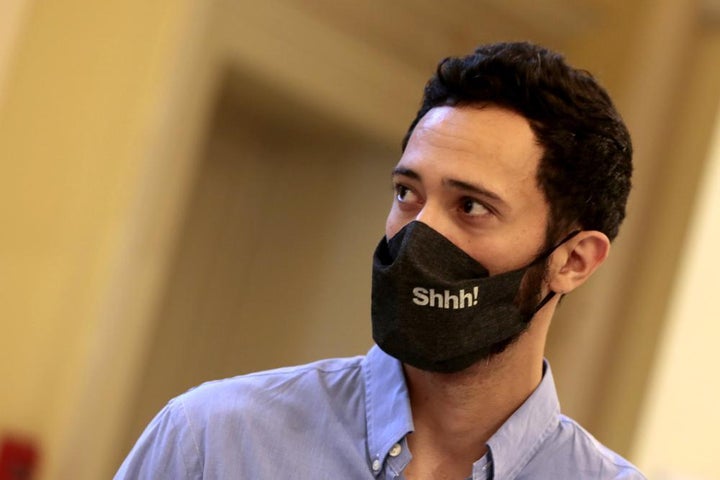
547 231 610 294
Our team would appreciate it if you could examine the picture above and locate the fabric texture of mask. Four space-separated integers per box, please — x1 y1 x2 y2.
371 221 539 373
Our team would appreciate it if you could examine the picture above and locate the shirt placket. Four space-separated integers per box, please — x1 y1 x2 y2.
471 454 493 480
375 438 411 480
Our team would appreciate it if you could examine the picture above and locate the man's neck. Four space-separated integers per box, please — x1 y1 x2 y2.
402 331 546 480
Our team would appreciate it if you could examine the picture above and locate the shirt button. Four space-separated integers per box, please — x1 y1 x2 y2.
389 443 402 457
372 459 381 472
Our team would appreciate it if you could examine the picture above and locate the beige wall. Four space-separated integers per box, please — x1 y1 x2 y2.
557 2 720 452
0 0 31 108
0 1 216 478
631 100 720 479
2 1 719 479
119 83 395 460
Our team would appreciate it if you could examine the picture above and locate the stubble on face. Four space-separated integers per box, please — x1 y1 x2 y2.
515 260 549 319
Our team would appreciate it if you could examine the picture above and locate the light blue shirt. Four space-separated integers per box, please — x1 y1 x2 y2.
115 346 645 479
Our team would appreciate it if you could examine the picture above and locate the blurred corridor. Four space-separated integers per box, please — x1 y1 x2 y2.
1 0 720 478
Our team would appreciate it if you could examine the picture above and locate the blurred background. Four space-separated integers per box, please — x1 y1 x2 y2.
1 0 719 479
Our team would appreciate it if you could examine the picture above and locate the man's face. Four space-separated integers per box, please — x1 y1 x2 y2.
386 105 550 278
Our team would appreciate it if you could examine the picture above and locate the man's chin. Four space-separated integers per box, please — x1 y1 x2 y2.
403 329 530 378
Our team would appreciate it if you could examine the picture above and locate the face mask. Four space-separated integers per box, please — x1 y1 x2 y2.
371 221 578 373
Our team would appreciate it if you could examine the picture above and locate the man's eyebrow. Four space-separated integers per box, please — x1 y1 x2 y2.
444 178 506 205
391 167 420 180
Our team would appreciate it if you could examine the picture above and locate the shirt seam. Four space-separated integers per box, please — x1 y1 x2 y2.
177 397 202 478
204 360 365 385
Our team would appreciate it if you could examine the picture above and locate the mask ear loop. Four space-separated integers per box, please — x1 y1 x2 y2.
531 229 582 265
531 290 557 316
526 229 582 320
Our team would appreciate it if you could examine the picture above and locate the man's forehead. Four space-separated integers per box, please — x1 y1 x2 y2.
407 105 543 180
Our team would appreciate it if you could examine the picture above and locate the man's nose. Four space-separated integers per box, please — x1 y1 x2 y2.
414 203 454 243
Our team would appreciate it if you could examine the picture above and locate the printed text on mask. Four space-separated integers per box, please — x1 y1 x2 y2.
412 287 479 309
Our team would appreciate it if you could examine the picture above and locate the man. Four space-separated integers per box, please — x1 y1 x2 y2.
116 42 645 479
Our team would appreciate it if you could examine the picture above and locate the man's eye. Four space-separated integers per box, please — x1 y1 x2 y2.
395 185 418 203
461 198 490 217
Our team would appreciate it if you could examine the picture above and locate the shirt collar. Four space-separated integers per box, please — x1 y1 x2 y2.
363 350 561 480
363 345 414 474
484 359 561 479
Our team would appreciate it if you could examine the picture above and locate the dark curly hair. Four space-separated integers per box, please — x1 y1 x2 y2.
402 42 633 243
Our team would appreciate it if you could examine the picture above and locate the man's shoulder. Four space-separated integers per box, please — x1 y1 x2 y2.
176 354 367 420
116 355 371 478
531 413 646 479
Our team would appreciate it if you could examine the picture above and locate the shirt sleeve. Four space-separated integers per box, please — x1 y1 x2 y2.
114 398 202 480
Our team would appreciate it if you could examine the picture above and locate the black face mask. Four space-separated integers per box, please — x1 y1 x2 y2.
371 221 579 373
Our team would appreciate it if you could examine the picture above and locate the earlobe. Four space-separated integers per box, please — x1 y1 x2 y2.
548 231 610 294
